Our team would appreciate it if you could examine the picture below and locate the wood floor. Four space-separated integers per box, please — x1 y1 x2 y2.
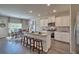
48 39 70 54
76 44 79 53
0 38 70 54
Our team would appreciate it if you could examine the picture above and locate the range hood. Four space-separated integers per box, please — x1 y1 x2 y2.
48 22 55 26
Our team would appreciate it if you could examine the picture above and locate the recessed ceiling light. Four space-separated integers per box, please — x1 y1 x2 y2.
53 10 56 13
29 10 32 13
47 4 51 6
38 14 40 16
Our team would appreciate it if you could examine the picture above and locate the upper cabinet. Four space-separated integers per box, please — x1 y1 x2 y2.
40 16 55 27
56 17 62 26
40 19 48 27
62 16 70 26
48 16 55 23
56 16 70 26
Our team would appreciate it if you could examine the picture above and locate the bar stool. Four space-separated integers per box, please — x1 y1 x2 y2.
25 36 34 50
29 37 35 50
25 36 30 47
37 39 43 54
32 39 37 51
33 39 43 54
21 36 26 46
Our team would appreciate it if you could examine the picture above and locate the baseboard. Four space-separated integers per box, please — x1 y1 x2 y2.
0 37 6 39
54 39 70 44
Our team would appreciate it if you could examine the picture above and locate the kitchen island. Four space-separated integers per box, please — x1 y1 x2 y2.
23 31 51 53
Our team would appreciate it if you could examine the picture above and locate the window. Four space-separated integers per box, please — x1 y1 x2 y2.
8 23 22 33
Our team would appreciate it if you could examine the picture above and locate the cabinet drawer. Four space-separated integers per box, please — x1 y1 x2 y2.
55 32 61 40
55 32 70 42
61 32 70 42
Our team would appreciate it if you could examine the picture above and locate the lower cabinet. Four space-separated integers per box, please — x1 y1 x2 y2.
55 32 70 43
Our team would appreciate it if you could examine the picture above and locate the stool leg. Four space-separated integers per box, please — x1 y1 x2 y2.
38 41 43 54
23 37 25 46
38 42 41 54
26 38 28 47
36 41 37 50
21 36 24 45
41 41 43 53
21 39 22 43
32 40 35 51
30 38 31 50
25 37 27 46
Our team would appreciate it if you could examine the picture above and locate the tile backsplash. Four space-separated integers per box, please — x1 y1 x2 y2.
56 26 70 32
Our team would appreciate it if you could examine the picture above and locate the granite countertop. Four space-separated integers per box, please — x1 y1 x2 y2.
56 30 70 32
56 26 70 33
25 32 48 37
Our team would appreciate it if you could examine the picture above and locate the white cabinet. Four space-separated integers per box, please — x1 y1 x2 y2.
39 19 48 31
56 16 70 26
44 20 48 26
62 16 70 26
61 32 70 42
39 16 55 31
55 32 62 41
55 32 70 42
40 20 44 27
40 19 48 27
56 17 62 26
48 16 55 23
40 16 55 27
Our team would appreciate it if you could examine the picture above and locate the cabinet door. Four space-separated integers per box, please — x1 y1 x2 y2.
44 20 48 26
55 32 61 41
62 16 70 26
48 16 55 23
61 32 70 42
40 20 44 27
55 32 70 42
56 17 62 26
40 19 48 27
51 16 55 22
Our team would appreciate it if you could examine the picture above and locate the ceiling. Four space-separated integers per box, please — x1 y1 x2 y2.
0 4 70 20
